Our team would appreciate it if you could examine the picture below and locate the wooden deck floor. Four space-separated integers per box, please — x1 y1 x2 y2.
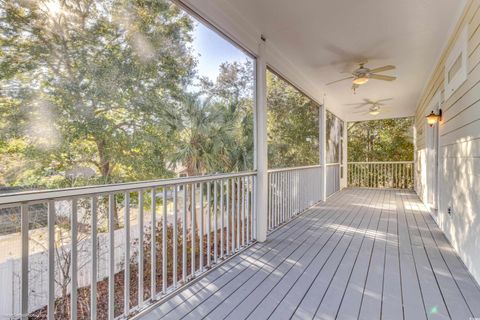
140 189 480 320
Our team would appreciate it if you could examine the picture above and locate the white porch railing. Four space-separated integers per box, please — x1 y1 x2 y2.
347 161 414 189
267 165 322 232
0 172 256 319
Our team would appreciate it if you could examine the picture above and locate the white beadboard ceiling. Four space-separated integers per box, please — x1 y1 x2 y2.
183 0 467 121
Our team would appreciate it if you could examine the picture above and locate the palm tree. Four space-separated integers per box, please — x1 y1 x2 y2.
169 93 238 176
167 93 237 229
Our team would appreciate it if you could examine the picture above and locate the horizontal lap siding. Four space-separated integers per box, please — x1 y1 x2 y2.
414 0 480 284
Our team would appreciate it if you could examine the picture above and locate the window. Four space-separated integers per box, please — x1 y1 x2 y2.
0 0 254 193
444 26 468 100
266 69 320 169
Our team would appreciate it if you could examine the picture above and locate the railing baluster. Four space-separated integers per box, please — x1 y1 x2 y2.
236 177 240 250
252 175 257 240
150 189 156 299
280 172 283 225
291 171 294 216
162 188 167 294
231 179 235 253
108 194 115 320
272 173 275 228
226 180 230 256
370 163 373 187
246 177 250 242
48 200 55 320
395 163 398 188
280 172 283 224
182 185 187 283
213 181 218 262
21 203 28 320
351 164 353 186
71 198 78 320
355 163 358 186
295 171 299 214
287 171 290 219
138 191 144 307
191 184 196 276
277 172 280 226
241 176 245 246
199 182 204 271
124 192 131 314
172 187 177 288
397 163 399 188
91 197 98 318
267 174 271 230
207 182 211 267
284 172 288 220
274 172 277 228
220 179 224 259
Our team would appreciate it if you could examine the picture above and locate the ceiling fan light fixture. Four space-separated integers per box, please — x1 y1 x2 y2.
369 110 380 116
353 76 369 85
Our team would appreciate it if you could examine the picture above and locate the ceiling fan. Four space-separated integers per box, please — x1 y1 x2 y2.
350 98 393 116
326 62 397 87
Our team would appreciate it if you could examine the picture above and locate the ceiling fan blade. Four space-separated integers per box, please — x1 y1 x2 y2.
378 97 393 101
369 65 396 73
353 110 369 114
364 98 378 104
369 74 397 81
325 76 354 86
353 103 370 109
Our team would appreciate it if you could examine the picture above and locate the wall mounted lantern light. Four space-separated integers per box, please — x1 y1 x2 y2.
426 109 442 127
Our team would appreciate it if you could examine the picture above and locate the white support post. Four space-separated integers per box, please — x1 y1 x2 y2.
319 104 327 202
255 38 268 242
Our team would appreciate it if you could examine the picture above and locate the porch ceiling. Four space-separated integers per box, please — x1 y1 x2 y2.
197 0 466 121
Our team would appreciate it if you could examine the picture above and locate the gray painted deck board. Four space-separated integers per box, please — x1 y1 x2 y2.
381 190 403 320
335 190 384 320
402 191 451 320
396 191 427 320
358 189 389 320
290 188 375 319
410 194 473 320
140 189 480 320
312 189 379 320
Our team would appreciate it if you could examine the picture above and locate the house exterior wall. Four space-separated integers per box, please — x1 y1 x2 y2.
415 0 480 284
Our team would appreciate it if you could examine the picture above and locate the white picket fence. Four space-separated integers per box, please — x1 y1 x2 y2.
0 224 141 318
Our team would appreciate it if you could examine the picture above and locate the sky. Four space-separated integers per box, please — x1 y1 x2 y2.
191 21 251 81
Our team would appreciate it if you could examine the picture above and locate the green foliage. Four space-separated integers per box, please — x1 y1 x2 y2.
347 117 414 162
267 70 320 169
198 60 255 173
0 0 254 191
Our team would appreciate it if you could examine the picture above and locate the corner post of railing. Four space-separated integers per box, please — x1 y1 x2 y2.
319 104 327 202
254 37 268 242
